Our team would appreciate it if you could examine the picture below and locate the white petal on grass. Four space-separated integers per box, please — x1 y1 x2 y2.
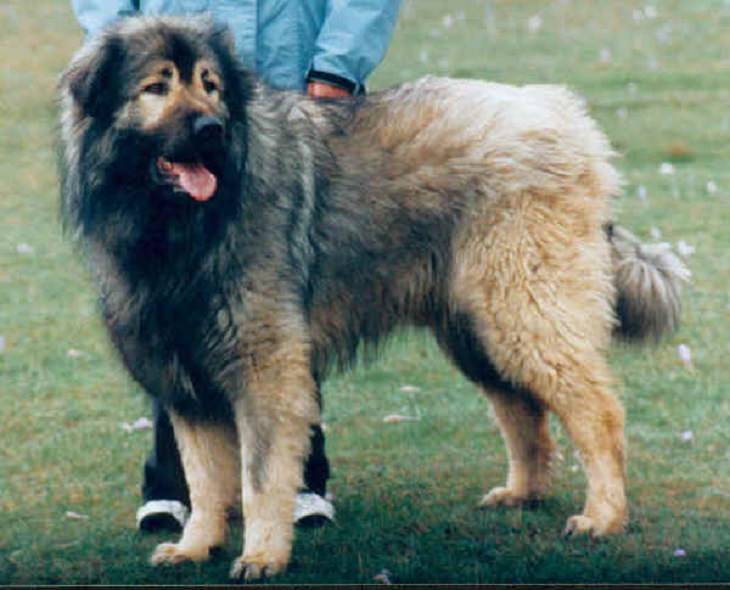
121 416 153 432
650 226 662 240
655 23 672 43
659 162 675 175
706 180 718 194
644 5 658 19
374 569 393 585
637 185 648 201
65 511 89 520
133 417 153 430
527 14 542 33
383 414 420 424
442 14 454 29
16 243 34 254
0 335 5 353
673 548 686 557
681 430 694 443
599 48 612 63
399 385 421 393
66 348 86 358
676 240 695 257
677 344 693 370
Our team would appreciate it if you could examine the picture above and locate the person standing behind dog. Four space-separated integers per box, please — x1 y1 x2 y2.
70 0 402 532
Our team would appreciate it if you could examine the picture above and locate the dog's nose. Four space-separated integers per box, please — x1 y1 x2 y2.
193 115 224 142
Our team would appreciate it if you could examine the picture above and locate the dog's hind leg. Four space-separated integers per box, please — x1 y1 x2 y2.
479 388 554 507
434 316 554 507
544 365 627 537
466 301 627 537
451 193 626 536
150 412 239 565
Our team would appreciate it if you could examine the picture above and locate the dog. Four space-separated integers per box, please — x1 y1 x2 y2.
59 17 689 580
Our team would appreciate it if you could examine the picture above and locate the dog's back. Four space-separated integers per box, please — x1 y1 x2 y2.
331 77 619 199
301 78 620 367
304 78 685 366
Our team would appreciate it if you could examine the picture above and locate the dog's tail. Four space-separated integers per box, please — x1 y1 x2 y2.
608 224 691 341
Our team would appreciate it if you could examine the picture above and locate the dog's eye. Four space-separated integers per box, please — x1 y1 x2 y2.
203 79 219 95
142 82 169 96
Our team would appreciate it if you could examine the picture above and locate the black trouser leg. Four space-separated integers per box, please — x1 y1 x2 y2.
302 422 329 496
141 398 189 505
303 379 330 495
142 391 330 505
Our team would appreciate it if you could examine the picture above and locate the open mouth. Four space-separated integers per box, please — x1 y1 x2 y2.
156 157 218 202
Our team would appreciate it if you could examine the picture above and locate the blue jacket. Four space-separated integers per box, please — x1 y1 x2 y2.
71 0 402 93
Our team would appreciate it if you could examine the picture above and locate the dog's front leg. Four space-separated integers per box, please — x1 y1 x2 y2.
229 321 318 581
150 411 240 566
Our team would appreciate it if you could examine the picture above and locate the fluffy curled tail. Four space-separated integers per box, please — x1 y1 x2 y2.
609 224 691 341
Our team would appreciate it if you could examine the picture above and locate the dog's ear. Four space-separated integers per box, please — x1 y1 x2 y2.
61 35 125 120
206 22 237 59
206 24 254 117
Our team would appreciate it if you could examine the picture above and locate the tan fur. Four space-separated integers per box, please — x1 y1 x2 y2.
171 78 650 567
448 184 627 534
361 79 629 533
60 20 687 577
611 225 690 340
134 59 224 130
151 413 239 565
231 301 319 580
480 388 554 506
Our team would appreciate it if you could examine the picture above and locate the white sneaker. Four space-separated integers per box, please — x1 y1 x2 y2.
136 499 189 532
136 494 332 532
294 492 335 527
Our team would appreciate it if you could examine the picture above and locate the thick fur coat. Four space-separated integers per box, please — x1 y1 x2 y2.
59 17 688 580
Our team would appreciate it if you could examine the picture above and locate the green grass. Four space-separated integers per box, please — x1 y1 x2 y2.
1 0 729 584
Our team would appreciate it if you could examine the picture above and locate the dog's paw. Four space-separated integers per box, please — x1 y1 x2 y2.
562 513 625 538
229 554 286 581
150 541 210 566
479 486 530 508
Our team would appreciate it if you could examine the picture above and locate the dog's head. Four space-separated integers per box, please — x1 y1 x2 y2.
61 17 252 204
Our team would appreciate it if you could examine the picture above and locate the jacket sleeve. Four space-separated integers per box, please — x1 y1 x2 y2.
71 0 140 37
308 0 402 94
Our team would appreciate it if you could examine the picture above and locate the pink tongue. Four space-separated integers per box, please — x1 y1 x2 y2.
169 162 217 201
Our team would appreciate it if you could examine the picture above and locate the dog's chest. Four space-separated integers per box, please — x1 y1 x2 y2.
106 279 242 416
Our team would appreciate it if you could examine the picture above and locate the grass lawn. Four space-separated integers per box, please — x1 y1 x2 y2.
1 0 729 584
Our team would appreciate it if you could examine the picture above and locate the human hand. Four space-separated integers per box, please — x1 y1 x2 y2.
307 81 352 99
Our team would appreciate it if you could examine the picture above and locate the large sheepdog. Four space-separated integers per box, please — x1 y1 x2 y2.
59 17 688 580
